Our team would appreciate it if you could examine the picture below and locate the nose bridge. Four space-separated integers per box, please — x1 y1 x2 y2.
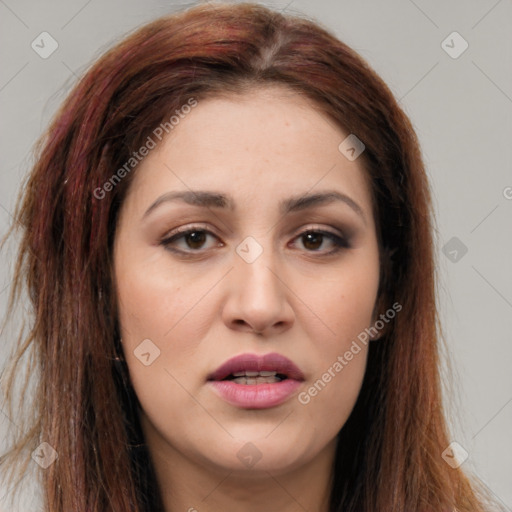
234 235 281 299
224 234 293 334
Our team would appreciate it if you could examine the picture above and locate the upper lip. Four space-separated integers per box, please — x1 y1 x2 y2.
208 352 305 381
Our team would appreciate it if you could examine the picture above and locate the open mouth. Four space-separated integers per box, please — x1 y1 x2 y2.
207 352 304 409
221 370 288 385
207 352 304 383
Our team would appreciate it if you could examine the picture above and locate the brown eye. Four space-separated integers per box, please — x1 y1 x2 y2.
161 227 222 254
292 229 349 254
302 232 324 250
184 231 207 249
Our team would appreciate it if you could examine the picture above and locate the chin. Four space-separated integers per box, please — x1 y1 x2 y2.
196 431 317 475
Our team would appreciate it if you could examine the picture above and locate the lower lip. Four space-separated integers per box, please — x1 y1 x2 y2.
208 379 302 409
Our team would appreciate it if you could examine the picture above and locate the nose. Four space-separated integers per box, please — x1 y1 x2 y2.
221 245 295 336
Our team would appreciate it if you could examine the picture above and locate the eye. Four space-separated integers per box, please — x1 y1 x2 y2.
291 229 349 254
160 225 350 256
161 226 222 253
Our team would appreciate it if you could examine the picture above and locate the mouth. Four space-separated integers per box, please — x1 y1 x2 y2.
207 352 305 383
221 370 287 385
207 352 304 409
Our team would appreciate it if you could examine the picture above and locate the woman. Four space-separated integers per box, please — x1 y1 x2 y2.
0 2 499 511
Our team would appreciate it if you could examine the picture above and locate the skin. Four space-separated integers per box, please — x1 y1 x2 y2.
113 86 381 512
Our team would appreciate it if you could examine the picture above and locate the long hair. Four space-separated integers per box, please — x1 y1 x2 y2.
0 2 495 511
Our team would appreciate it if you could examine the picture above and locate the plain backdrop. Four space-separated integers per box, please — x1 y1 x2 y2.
1 0 511 510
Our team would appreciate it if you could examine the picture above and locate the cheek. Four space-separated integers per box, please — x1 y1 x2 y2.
298 252 380 349
114 255 221 412
115 252 215 344
297 344 368 423
292 253 379 420
116 270 207 435
294 284 373 443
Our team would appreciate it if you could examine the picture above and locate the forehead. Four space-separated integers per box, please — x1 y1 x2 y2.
123 86 374 216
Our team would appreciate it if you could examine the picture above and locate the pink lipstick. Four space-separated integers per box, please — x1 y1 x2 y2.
207 352 304 409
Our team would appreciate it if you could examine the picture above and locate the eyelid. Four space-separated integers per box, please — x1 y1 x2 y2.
161 223 218 241
290 223 345 238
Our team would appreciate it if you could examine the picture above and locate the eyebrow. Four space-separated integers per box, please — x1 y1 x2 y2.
143 191 232 218
143 190 366 224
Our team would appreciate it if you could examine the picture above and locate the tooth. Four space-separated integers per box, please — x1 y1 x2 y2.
232 371 246 377
259 371 277 377
245 371 259 377
230 376 281 385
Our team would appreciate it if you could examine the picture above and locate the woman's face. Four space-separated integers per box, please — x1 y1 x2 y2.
114 86 381 476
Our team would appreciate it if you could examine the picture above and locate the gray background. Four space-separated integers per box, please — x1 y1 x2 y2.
0 0 511 510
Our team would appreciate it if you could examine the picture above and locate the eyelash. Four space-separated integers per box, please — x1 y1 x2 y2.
160 224 350 257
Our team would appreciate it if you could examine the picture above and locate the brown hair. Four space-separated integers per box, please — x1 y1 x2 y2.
0 2 497 511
